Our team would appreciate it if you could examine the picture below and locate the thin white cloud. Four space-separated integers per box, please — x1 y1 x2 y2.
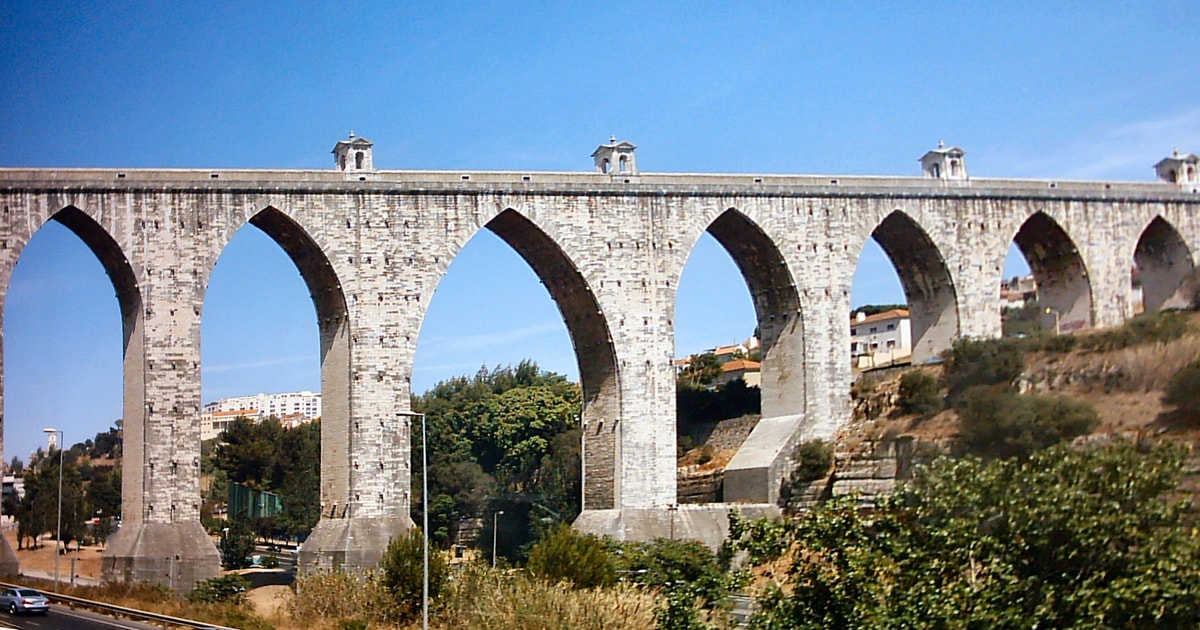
203 355 315 374
995 108 1200 181
420 322 563 354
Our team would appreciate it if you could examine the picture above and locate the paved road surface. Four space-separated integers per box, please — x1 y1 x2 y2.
0 605 167 630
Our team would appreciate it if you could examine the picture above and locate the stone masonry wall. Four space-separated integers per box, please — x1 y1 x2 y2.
0 169 1195 578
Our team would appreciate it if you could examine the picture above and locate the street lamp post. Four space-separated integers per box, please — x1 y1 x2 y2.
42 428 63 592
398 411 429 630
1045 306 1062 336
492 510 504 568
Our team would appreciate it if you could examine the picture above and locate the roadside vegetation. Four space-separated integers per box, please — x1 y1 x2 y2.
6 307 1198 629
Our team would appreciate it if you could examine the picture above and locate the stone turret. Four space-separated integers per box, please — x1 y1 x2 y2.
332 132 375 173
1154 149 1199 188
592 136 637 174
920 142 968 180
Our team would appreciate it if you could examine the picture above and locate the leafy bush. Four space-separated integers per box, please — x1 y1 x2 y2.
378 528 448 622
1080 310 1192 352
677 378 761 426
955 388 1098 459
940 337 1024 405
615 538 737 630
288 570 382 621
186 574 249 605
790 439 833 483
1163 359 1200 422
741 441 1200 629
528 523 616 589
218 517 257 569
895 370 942 417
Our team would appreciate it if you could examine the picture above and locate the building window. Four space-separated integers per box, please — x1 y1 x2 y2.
887 323 895 331
851 328 857 336
869 326 878 333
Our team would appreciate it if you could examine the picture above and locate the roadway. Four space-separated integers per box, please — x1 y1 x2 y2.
0 605 168 630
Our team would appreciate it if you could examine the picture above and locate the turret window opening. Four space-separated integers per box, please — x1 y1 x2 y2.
619 156 628 172
355 151 364 170
602 159 611 174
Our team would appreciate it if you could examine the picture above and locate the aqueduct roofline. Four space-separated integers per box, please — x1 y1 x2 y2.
2 168 1197 199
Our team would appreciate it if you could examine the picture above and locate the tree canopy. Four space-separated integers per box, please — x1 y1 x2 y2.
731 441 1200 629
412 361 581 556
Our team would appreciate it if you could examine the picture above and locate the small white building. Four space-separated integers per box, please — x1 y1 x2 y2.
850 309 912 369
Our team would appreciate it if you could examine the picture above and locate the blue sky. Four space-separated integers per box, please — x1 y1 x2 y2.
1 2 1197 461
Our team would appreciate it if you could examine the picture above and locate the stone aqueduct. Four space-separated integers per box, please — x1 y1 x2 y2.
0 138 1197 588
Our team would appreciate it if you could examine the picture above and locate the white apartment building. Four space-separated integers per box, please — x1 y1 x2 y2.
200 390 321 441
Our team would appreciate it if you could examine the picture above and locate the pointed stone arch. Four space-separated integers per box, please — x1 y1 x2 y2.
861 210 960 362
1012 211 1094 333
425 208 620 509
0 205 142 575
687 207 803 419
211 206 352 518
1134 215 1196 312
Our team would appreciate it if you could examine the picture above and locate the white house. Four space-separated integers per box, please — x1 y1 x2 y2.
850 309 912 369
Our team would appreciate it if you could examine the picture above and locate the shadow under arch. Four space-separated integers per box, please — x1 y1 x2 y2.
1134 215 1196 312
863 210 960 362
238 207 350 509
691 208 803 419
1013 211 1094 333
483 209 620 510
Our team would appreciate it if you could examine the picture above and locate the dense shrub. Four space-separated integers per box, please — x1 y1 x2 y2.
677 378 761 426
1080 310 1192 352
941 338 1024 405
736 442 1200 629
378 528 448 622
1163 359 1200 421
616 538 738 630
186 574 249 605
895 370 943 417
218 517 256 569
955 388 1098 460
790 439 834 483
527 523 616 589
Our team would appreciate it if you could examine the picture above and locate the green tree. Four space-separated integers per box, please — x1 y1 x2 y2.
737 441 1200 629
219 517 257 569
378 528 448 622
1162 359 1200 422
410 361 581 555
894 370 942 417
956 388 1098 460
527 523 615 589
940 337 1024 406
215 416 284 490
276 420 321 540
87 469 122 519
17 450 87 550
679 353 722 387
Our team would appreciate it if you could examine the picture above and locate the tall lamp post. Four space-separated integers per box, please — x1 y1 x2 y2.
492 510 504 568
1045 306 1062 336
42 427 63 592
398 411 429 630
